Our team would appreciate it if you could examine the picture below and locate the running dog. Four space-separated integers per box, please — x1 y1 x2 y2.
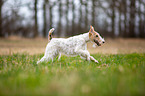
37 26 105 64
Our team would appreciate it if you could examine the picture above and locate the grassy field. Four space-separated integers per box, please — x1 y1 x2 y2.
0 38 145 95
0 53 145 96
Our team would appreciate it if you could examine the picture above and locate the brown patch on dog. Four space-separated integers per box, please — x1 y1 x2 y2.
48 28 55 41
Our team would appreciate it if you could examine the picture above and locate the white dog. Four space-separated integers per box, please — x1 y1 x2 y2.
37 26 105 64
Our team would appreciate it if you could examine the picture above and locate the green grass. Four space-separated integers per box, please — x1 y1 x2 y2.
0 53 145 96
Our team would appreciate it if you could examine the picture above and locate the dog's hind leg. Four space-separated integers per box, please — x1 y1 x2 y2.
37 56 47 64
58 53 61 61
37 55 55 64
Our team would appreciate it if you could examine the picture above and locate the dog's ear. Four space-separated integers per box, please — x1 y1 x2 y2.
89 32 93 37
90 25 94 32
89 25 95 33
89 26 93 37
89 29 93 37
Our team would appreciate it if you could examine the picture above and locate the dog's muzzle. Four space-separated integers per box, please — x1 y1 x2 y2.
94 40 101 46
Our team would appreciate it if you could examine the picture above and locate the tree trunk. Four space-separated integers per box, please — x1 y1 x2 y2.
79 0 82 34
0 0 3 37
49 7 52 29
111 0 115 37
72 0 75 35
57 0 62 37
43 0 47 37
47 0 53 31
34 0 38 37
122 0 127 37
144 1 145 37
117 0 123 37
65 0 69 36
119 8 122 37
129 0 136 37
85 0 88 31
92 0 95 27
139 0 144 38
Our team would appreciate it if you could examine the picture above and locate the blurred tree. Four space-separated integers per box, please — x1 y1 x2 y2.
72 0 75 35
118 0 122 37
34 0 38 37
65 0 69 36
43 0 47 37
48 0 53 29
110 0 115 37
0 0 3 37
138 0 145 38
122 0 127 37
57 0 62 37
85 0 88 31
92 0 95 27
79 0 83 33
1 0 145 38
144 1 145 37
129 0 136 37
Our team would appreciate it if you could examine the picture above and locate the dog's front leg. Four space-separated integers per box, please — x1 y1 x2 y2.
90 56 99 63
75 47 90 61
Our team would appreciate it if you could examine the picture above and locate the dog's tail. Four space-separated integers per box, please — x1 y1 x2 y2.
48 28 55 41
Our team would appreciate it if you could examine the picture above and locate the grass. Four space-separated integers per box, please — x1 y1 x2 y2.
0 53 145 96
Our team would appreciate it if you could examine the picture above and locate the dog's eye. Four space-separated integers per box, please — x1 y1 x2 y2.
96 35 98 37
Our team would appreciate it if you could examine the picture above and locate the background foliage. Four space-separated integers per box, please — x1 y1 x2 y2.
0 0 145 38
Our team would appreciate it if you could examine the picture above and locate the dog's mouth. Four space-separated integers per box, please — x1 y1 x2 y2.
94 40 101 46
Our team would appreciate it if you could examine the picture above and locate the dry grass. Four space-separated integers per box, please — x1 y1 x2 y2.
0 36 145 55
88 38 145 54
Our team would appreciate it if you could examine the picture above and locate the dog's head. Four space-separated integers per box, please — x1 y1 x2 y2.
89 25 105 46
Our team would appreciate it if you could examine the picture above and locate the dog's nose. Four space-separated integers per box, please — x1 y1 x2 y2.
102 41 105 43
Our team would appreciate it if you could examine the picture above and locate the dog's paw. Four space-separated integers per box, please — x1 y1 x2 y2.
95 60 99 63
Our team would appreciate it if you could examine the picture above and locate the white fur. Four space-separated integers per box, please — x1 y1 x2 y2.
37 32 104 64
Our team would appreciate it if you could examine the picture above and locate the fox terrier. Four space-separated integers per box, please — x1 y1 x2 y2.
37 26 105 64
